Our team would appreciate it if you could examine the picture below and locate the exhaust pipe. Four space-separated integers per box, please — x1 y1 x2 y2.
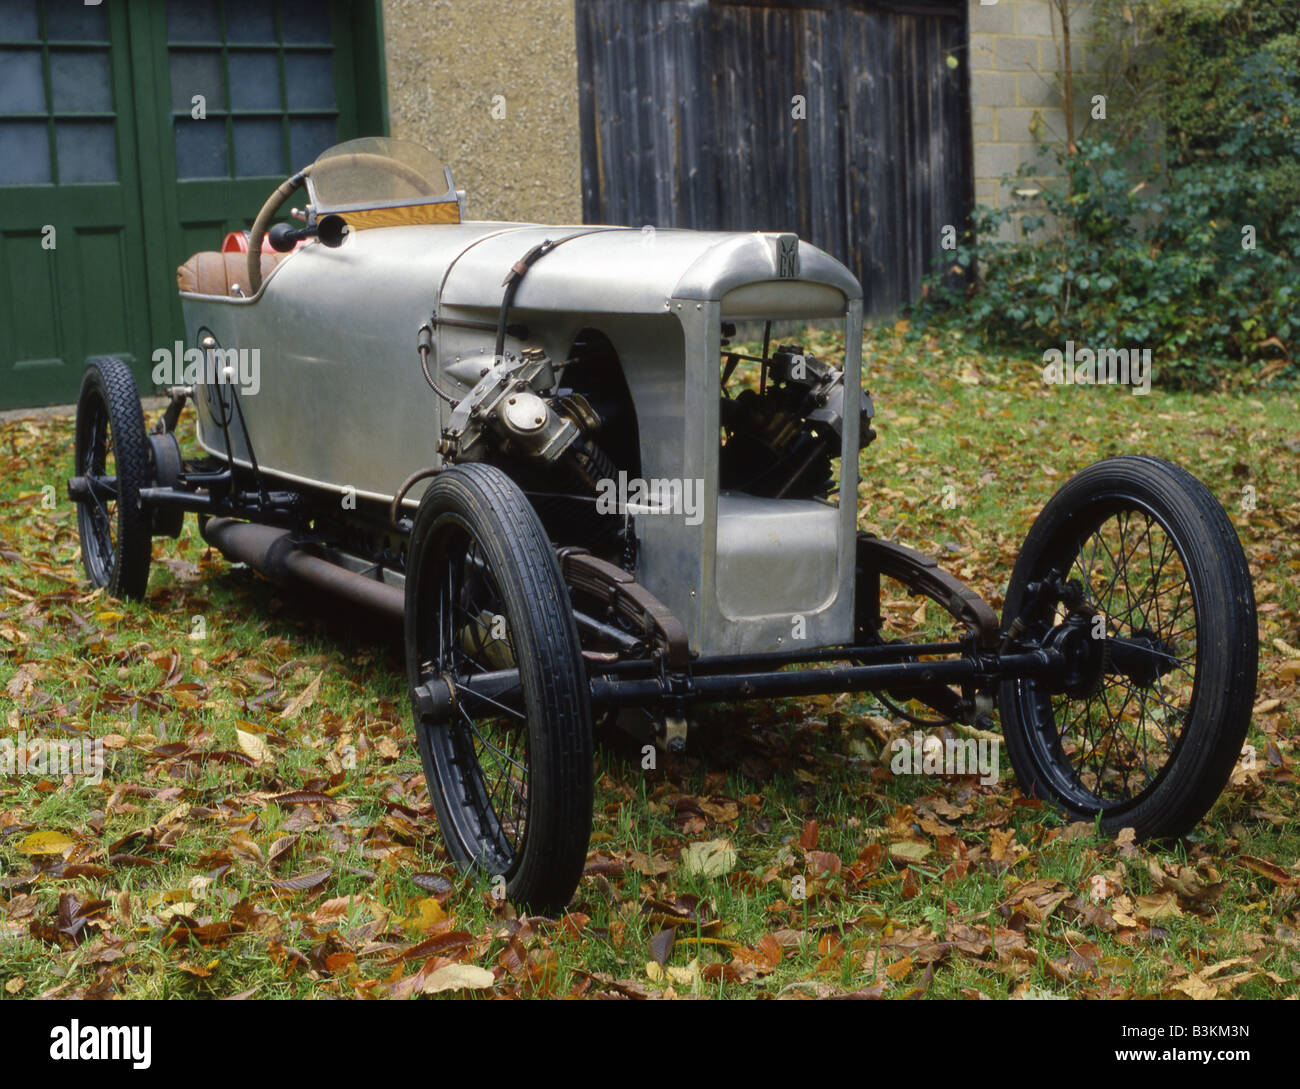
201 518 404 622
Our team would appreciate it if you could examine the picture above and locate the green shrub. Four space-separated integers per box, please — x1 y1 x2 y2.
916 1 1299 386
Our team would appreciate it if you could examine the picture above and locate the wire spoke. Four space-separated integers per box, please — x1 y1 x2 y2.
462 683 525 721
1036 502 1198 808
417 527 532 862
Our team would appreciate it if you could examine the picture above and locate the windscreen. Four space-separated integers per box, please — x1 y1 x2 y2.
307 137 451 210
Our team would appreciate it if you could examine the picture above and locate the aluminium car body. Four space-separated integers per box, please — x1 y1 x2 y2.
180 204 864 657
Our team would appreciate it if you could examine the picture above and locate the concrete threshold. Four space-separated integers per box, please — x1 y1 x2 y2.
0 396 169 425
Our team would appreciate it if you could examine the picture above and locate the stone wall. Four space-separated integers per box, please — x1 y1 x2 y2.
968 0 1095 238
382 0 583 224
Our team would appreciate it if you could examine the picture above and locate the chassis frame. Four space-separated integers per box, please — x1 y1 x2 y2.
69 383 1135 751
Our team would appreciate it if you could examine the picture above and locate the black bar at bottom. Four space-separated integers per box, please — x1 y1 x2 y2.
587 651 1055 708
424 650 1060 722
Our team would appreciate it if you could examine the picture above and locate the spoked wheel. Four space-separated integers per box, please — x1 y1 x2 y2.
999 456 1256 839
404 464 593 913
72 358 153 599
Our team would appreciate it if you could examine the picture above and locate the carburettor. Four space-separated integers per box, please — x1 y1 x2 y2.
437 347 580 464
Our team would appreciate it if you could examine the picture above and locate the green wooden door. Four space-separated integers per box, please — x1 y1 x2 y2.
131 0 367 357
0 0 153 409
0 0 387 411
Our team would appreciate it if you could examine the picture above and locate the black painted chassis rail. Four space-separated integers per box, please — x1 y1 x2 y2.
78 476 1069 721
413 646 1063 724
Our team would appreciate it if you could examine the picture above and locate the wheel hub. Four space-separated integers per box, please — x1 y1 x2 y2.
1042 610 1107 698
1108 627 1178 688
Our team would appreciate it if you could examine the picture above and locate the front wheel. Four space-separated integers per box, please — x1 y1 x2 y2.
999 456 1256 839
404 463 593 913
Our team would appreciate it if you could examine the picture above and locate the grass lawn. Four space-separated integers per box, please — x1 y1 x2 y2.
0 327 1297 999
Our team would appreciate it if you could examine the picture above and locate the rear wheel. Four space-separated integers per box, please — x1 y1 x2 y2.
73 358 152 599
404 463 593 913
999 456 1256 839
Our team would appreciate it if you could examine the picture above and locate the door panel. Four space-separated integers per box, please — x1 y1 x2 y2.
575 0 971 317
134 0 359 356
0 0 152 408
0 0 383 409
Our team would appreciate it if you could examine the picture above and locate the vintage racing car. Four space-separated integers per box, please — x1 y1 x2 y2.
67 138 1258 911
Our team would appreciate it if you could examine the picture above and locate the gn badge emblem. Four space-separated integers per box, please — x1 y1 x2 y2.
774 233 800 279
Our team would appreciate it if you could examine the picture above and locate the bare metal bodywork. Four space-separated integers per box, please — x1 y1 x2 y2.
182 221 863 657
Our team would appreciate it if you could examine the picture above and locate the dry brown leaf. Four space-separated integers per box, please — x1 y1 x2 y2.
421 963 495 994
16 830 74 856
629 851 673 876
1276 660 1300 682
270 869 332 894
235 727 271 765
1240 855 1295 887
1133 892 1182 921
229 830 264 864
279 671 323 720
1170 974 1216 1000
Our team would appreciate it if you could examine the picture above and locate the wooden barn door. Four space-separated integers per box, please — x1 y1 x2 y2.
576 0 971 316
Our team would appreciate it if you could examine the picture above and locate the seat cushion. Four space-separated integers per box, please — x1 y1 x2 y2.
177 251 285 296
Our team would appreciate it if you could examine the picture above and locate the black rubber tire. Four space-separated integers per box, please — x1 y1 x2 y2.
999 456 1256 839
404 463 593 913
73 358 153 599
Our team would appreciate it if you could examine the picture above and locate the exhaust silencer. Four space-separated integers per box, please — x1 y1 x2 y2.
201 518 404 622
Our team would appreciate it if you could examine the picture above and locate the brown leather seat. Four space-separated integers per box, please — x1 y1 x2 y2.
177 251 286 297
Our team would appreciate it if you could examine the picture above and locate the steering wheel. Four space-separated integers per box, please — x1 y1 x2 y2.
245 153 442 294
